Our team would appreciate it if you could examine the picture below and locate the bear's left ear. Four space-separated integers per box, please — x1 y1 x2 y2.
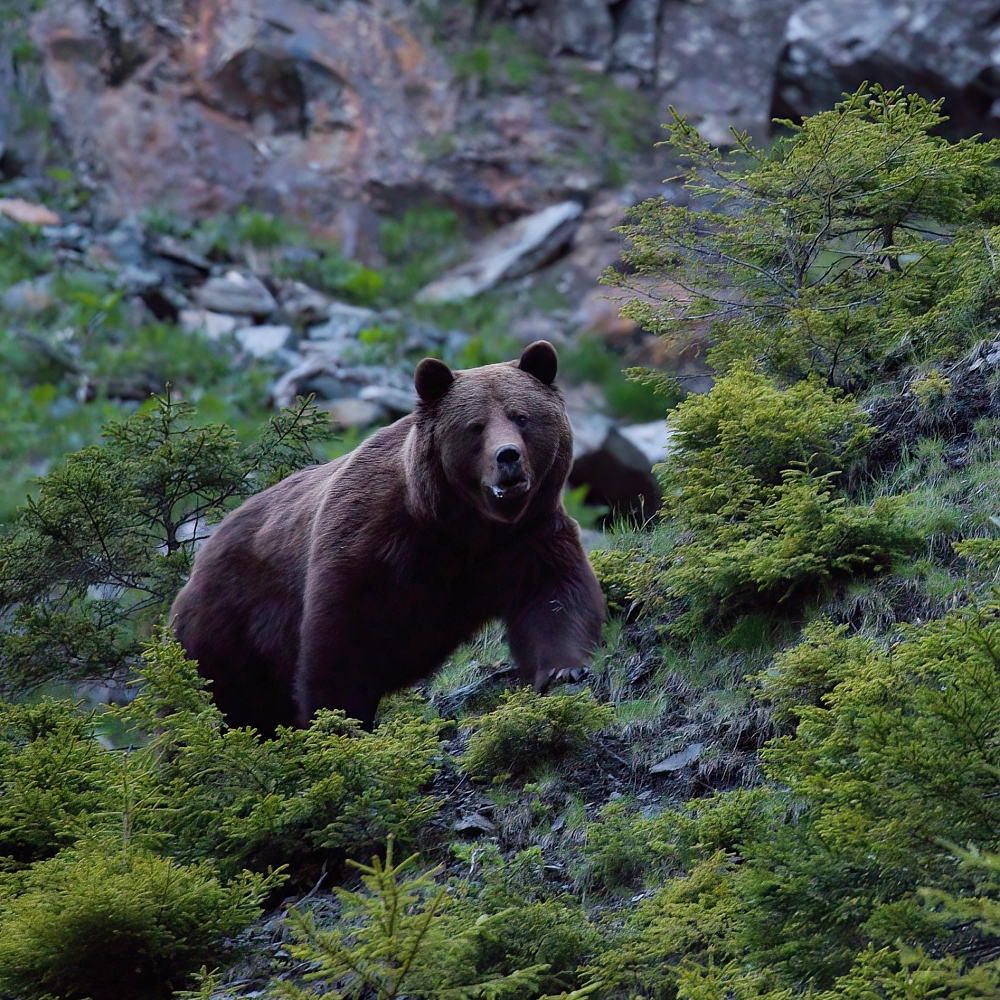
414 357 455 404
518 340 558 386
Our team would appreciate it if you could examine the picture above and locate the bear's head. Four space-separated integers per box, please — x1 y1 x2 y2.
413 341 571 526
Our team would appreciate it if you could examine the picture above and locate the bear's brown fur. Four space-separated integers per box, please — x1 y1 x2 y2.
170 341 605 733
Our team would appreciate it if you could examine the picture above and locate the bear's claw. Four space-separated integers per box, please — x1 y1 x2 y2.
552 666 587 684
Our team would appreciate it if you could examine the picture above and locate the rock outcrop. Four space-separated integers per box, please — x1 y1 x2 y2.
774 0 1000 139
31 0 455 235
655 0 799 145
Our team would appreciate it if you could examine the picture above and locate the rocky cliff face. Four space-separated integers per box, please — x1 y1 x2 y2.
28 0 455 245
9 0 1000 233
775 0 1000 137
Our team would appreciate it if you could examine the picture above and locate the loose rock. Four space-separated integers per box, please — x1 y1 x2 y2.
321 397 384 429
416 201 583 303
194 270 277 317
0 197 60 226
150 235 211 273
307 303 379 341
2 274 55 314
276 280 332 326
358 384 417 416
180 309 245 340
235 324 294 360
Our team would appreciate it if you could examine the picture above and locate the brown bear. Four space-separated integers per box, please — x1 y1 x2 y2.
170 340 606 734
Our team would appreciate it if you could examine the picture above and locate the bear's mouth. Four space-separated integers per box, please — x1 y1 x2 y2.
487 478 530 501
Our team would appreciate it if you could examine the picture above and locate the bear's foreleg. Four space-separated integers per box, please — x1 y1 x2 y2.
506 541 606 690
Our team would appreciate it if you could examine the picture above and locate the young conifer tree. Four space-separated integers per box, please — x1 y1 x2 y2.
608 84 1000 388
0 392 329 695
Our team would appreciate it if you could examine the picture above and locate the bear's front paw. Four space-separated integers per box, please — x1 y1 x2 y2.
551 665 587 684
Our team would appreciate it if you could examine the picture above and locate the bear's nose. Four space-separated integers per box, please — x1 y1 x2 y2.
495 445 521 470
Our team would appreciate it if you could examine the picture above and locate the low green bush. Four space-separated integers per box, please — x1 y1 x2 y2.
586 852 742 999
0 839 277 1000
0 633 443 872
585 593 1000 994
0 633 443 998
663 469 917 635
579 800 651 893
662 365 873 512
591 368 915 635
115 633 443 879
459 689 612 782
0 700 110 870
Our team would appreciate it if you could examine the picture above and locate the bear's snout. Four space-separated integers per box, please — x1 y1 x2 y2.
488 442 531 503
495 445 522 477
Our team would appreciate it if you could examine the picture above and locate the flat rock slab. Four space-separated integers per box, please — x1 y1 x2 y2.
650 743 704 774
416 201 583 303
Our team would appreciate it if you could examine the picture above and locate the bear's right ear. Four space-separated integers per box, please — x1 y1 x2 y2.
414 357 455 404
518 340 558 386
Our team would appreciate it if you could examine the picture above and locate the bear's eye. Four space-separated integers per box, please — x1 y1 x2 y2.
468 422 485 434
513 414 529 428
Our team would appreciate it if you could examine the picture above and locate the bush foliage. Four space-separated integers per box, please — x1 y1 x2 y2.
0 840 276 1000
459 689 613 782
0 635 443 996
591 367 917 634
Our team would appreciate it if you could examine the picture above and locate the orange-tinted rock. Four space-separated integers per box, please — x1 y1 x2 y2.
31 0 455 227
0 198 60 226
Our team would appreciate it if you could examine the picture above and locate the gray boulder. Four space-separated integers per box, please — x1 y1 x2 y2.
568 413 663 520
657 0 799 145
777 1 1000 138
416 201 583 303
194 270 277 317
